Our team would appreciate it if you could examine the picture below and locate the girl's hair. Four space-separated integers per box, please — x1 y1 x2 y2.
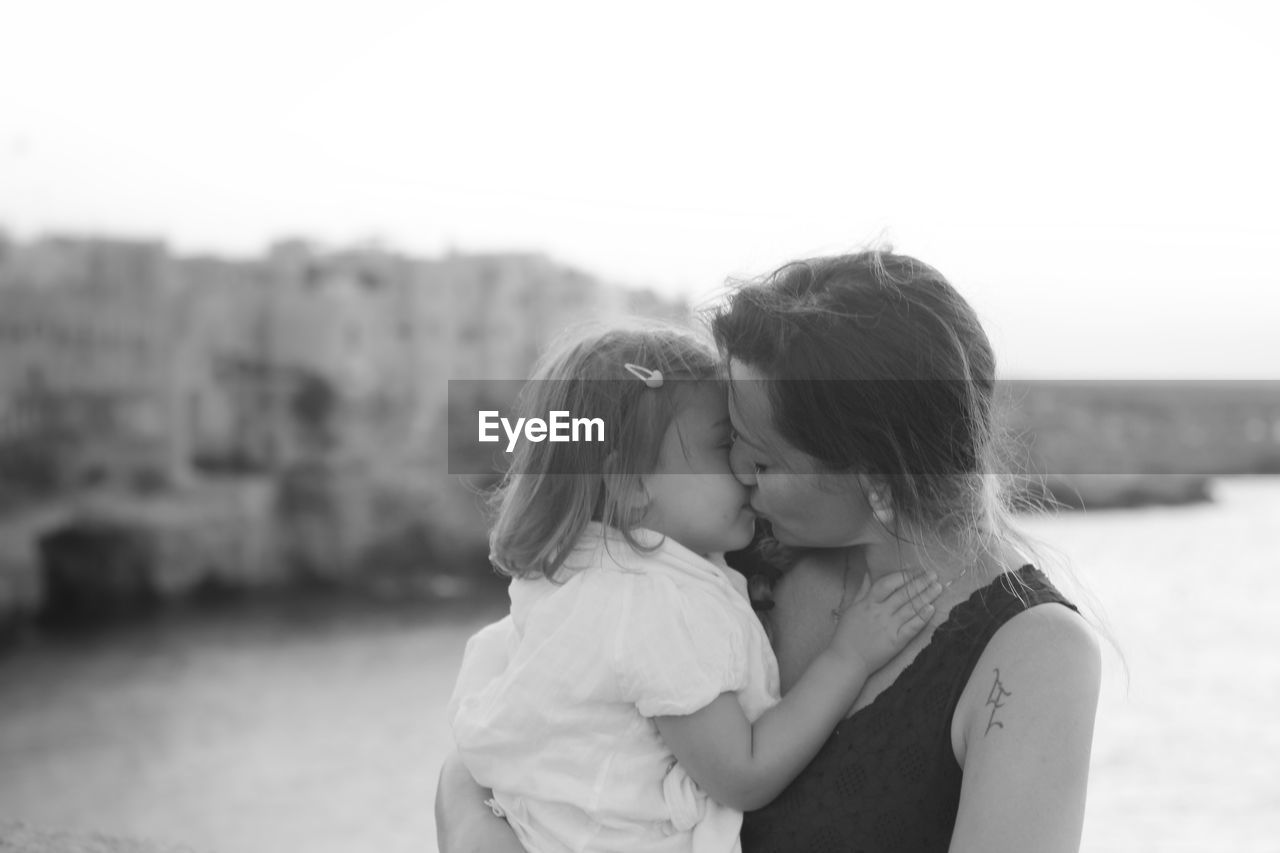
709 249 1013 556
488 322 720 580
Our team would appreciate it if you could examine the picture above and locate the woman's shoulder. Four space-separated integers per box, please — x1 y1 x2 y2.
986 597 1101 670
949 580 1102 774
954 579 1102 740
959 563 1100 675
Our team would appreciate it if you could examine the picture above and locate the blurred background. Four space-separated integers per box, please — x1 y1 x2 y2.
1 1 1278 851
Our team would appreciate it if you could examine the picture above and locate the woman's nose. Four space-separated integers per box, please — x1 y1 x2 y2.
729 442 757 487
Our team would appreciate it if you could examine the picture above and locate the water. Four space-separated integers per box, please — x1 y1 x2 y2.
1 478 1278 852
1021 478 1280 853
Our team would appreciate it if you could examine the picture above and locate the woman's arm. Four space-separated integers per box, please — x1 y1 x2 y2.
435 751 524 853
948 605 1102 853
656 572 939 812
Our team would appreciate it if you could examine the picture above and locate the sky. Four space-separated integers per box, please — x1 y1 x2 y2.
2 0 1277 378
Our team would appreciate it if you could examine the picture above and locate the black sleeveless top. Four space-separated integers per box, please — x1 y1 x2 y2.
740 565 1077 853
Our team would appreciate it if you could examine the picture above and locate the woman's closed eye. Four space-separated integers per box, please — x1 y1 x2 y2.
730 429 768 473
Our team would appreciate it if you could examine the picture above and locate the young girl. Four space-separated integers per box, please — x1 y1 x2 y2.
448 325 942 853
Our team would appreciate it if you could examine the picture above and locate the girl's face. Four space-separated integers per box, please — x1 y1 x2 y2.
639 383 757 555
725 360 878 548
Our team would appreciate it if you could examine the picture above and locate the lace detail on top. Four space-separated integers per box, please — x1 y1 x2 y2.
740 565 1078 853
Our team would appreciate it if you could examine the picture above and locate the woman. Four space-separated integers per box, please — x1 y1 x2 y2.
436 250 1102 853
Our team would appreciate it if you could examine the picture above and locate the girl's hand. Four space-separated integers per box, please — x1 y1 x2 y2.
435 752 525 853
655 570 941 811
831 571 941 673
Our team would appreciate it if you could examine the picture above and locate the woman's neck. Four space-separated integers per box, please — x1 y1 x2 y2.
863 537 931 582
861 527 1021 591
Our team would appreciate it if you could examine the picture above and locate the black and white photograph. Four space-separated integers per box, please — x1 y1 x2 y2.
1 2 1278 852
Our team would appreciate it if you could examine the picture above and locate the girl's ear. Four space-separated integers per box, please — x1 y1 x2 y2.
859 474 895 527
633 473 653 516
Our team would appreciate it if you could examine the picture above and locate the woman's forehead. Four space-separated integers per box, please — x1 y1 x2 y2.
726 360 780 443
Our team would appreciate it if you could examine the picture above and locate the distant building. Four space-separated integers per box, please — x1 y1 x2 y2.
0 231 699 600
171 253 274 470
432 251 625 379
0 236 184 487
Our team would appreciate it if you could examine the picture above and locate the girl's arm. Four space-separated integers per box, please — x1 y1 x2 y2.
656 571 940 812
435 751 524 853
947 605 1102 853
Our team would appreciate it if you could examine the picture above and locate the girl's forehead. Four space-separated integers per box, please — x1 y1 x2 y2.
675 380 729 418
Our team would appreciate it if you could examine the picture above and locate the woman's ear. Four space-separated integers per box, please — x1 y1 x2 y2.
859 474 895 527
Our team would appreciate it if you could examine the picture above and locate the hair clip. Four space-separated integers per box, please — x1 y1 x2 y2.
623 363 664 389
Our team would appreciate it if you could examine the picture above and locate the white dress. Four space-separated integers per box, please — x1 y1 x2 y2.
448 523 781 853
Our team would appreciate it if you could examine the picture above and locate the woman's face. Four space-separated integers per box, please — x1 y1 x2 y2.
726 359 878 548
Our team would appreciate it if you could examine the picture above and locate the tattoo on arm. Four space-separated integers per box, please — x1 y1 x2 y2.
984 667 1012 736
